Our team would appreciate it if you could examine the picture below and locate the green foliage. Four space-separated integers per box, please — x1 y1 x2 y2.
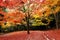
21 5 28 12
0 24 27 33
0 6 7 12
48 14 55 21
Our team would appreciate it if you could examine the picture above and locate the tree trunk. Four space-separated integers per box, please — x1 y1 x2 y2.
54 13 58 29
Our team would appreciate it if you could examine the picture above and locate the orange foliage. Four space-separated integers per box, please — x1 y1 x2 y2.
5 11 25 24
0 10 25 25
34 9 43 17
22 0 27 3
0 12 7 25
0 0 59 26
0 0 27 8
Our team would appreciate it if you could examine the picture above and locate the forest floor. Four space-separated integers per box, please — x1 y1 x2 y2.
0 29 60 40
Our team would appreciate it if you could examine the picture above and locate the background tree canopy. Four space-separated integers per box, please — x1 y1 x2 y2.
0 0 60 33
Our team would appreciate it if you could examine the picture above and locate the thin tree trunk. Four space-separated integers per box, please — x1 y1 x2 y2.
26 12 30 34
27 0 30 34
54 13 58 29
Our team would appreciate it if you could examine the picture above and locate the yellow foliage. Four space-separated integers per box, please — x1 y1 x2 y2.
54 6 60 14
2 22 12 28
32 14 40 19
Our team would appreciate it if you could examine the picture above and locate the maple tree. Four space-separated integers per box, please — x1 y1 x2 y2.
0 0 60 33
